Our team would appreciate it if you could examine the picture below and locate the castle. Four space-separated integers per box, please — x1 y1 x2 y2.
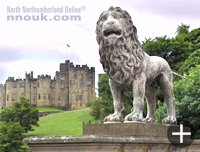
0 60 95 110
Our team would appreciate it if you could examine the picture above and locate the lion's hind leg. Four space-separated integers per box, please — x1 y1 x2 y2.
158 73 177 125
144 85 156 123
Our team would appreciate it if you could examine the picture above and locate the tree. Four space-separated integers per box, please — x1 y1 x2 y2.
0 97 39 132
174 65 200 138
90 97 102 120
0 121 29 152
143 25 196 72
184 27 200 51
176 23 190 35
142 36 191 71
179 49 200 74
97 74 114 119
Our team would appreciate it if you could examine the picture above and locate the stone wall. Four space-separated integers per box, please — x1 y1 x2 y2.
24 136 200 152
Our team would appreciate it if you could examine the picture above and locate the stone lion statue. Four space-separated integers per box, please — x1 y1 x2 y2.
96 6 177 124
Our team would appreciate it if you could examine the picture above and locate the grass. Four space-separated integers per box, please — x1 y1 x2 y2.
28 108 94 136
37 107 63 112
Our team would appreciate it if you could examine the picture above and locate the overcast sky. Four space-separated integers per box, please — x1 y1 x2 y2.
0 0 199 87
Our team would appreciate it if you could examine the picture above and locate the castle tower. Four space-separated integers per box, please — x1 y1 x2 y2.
68 63 95 109
5 77 19 107
37 75 51 107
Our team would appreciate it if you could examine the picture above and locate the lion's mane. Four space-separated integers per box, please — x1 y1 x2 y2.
96 7 145 86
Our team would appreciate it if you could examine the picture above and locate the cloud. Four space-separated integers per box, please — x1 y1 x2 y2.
122 0 200 19
0 46 23 62
0 45 80 63
0 63 8 84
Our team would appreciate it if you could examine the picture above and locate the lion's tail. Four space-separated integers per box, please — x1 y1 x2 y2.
173 72 185 79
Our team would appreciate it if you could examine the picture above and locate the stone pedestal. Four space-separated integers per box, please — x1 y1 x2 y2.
83 123 184 137
24 123 200 152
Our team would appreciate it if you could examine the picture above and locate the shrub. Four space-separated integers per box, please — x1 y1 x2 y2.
0 97 39 132
90 98 102 120
0 121 29 152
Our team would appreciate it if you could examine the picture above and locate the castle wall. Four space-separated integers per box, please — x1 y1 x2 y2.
0 84 5 108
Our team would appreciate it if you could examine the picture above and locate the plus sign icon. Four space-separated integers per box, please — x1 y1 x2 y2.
172 124 191 143
167 124 193 147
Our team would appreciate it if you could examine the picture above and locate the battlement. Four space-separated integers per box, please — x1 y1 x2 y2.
7 77 15 82
38 74 51 79
60 60 95 73
26 71 34 79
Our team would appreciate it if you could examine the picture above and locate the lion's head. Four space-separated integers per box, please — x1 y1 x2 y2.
96 7 144 87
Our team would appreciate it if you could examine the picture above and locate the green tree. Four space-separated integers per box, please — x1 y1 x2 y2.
0 121 29 152
175 65 200 138
0 97 39 132
143 25 195 71
184 27 200 51
90 97 102 120
179 49 200 74
98 74 114 119
176 23 190 35
154 101 167 124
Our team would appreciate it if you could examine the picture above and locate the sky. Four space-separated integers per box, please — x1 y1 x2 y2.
0 0 199 89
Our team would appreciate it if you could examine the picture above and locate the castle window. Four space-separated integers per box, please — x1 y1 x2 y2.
7 95 9 101
38 83 40 88
38 94 41 100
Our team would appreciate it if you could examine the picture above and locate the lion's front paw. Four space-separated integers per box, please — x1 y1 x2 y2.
104 113 124 123
162 116 177 125
124 112 144 122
